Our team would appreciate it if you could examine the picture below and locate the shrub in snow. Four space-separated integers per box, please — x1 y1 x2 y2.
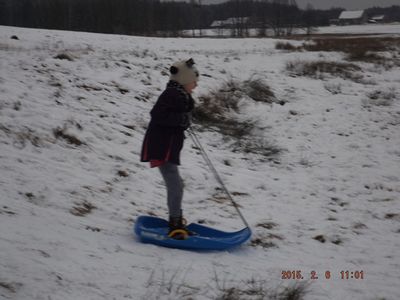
194 79 252 138
362 89 397 107
143 269 309 300
196 78 276 115
275 42 301 51
54 52 74 61
385 213 400 221
0 125 44 149
215 279 309 300
194 78 275 126
302 37 393 53
324 82 343 95
117 170 129 177
233 137 283 159
194 79 282 159
346 50 386 64
286 60 363 82
53 125 84 146
300 37 400 67
250 236 279 249
242 78 276 103
313 234 326 243
0 281 22 294
268 283 309 300
70 200 96 217
256 221 278 230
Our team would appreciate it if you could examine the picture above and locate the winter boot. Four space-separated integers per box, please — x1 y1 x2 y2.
168 216 193 240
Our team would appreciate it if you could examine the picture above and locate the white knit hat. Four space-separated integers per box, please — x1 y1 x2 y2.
169 58 199 85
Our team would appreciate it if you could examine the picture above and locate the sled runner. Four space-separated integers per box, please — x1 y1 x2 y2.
134 215 251 251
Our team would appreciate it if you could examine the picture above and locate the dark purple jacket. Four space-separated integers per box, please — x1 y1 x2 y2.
140 83 194 166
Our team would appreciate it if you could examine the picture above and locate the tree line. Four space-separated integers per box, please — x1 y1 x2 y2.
0 0 399 37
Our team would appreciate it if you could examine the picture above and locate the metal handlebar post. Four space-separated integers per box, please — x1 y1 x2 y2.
187 127 250 229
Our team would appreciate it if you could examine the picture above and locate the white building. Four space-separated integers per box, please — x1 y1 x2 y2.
338 10 367 25
370 15 387 23
210 17 250 28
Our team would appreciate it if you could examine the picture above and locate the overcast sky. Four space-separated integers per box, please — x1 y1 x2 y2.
202 0 400 10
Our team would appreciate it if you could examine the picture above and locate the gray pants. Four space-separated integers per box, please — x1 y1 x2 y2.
158 162 183 218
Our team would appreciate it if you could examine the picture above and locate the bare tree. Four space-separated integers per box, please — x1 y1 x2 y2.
264 0 299 37
302 3 318 36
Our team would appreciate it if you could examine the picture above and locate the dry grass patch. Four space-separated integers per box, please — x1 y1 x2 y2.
0 124 44 148
70 200 96 216
194 78 276 137
275 41 302 51
302 37 396 53
0 281 23 294
242 78 276 103
54 52 74 61
362 88 397 108
232 138 283 159
53 127 84 146
53 121 85 146
194 79 283 159
194 79 253 138
279 37 400 66
286 60 362 81
216 279 309 300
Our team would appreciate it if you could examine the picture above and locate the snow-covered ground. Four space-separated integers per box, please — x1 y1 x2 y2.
316 23 400 35
0 25 399 300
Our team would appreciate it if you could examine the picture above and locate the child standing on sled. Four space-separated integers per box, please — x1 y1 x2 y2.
140 58 199 239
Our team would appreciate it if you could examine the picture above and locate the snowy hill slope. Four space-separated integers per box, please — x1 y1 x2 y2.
0 26 399 300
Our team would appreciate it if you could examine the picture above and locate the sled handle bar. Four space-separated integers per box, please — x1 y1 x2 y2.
187 127 250 229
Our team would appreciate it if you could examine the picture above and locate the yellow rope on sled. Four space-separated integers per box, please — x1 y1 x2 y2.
168 229 189 239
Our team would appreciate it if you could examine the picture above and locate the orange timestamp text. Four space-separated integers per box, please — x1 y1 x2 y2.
281 270 364 280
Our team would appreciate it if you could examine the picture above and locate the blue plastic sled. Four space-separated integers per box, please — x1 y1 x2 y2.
134 215 252 251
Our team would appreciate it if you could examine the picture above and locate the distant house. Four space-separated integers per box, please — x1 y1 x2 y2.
210 17 250 28
210 20 225 28
338 10 367 25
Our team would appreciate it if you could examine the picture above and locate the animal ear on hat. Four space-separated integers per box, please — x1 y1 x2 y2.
170 65 179 74
185 58 195 68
